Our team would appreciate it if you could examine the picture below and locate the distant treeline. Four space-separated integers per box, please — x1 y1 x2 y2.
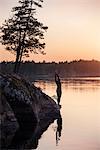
0 59 100 81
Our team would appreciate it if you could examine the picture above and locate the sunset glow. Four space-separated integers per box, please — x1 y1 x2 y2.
0 0 100 62
0 1 100 149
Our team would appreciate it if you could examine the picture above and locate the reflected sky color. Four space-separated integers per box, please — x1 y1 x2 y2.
34 78 100 150
0 0 100 62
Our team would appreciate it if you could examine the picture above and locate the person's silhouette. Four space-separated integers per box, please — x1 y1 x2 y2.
56 114 62 146
55 73 62 105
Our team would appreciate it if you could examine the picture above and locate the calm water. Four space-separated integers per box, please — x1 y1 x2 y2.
34 77 100 150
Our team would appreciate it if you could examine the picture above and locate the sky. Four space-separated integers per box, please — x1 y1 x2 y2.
0 0 100 62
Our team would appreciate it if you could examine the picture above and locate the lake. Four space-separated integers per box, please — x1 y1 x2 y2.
34 77 100 150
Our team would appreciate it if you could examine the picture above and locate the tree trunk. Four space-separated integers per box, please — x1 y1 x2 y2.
16 32 26 73
13 48 20 73
14 31 25 73
16 45 24 73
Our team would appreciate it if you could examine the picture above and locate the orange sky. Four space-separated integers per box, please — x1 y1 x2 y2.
0 0 100 62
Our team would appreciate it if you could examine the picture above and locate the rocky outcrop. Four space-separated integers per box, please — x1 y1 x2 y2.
0 73 60 149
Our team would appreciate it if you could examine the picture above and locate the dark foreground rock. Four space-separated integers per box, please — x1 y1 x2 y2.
0 73 60 149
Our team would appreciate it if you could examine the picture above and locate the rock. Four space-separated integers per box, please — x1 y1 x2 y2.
0 73 60 149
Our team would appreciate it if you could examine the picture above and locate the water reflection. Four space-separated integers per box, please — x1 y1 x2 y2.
8 126 36 149
35 78 100 150
56 113 62 146
7 113 62 150
62 78 100 91
35 78 100 93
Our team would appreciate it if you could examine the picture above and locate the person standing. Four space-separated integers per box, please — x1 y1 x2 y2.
55 73 62 105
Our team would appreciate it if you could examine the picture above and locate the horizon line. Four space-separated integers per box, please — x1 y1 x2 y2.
0 59 100 63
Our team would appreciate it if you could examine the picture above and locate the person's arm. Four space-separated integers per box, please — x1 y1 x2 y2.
55 73 58 83
55 73 57 82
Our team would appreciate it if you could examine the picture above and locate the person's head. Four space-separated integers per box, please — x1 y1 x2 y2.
55 72 59 77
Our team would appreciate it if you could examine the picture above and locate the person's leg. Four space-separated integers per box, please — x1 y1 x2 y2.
57 96 60 105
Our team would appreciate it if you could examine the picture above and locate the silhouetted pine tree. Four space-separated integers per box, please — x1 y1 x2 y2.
0 0 48 73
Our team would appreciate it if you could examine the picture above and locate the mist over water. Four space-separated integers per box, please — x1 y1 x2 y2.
34 77 100 150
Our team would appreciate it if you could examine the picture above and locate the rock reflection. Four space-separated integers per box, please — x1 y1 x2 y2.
7 122 37 149
7 115 61 150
